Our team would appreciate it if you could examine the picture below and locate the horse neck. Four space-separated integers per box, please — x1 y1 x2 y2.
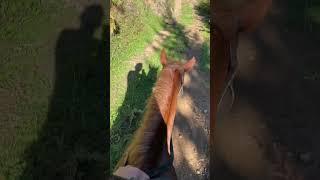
124 71 178 171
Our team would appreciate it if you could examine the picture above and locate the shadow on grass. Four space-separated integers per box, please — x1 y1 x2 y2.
110 63 158 170
199 41 210 72
194 0 210 30
163 19 210 72
20 5 108 180
194 0 210 73
162 22 189 60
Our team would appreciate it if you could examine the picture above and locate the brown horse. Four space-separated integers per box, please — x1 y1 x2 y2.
211 0 304 179
112 49 196 179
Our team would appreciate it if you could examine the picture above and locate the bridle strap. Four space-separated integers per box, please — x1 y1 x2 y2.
212 22 239 109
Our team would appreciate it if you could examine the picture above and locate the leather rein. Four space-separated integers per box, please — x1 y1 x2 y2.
212 22 239 109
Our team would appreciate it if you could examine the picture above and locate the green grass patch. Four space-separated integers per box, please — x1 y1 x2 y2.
195 0 210 72
1 1 108 179
180 3 194 27
110 0 166 171
162 24 189 60
199 41 210 72
200 20 210 72
0 46 51 180
0 0 63 43
110 0 164 127
0 1 66 178
110 51 162 170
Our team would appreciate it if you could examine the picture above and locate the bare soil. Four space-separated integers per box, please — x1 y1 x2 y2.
172 1 210 179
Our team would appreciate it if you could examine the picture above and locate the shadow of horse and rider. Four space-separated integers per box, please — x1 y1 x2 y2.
21 4 108 179
111 63 159 169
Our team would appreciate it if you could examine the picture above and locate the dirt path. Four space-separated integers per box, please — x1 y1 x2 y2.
172 1 210 179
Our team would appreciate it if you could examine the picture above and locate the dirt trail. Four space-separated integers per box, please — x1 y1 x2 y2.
172 1 210 179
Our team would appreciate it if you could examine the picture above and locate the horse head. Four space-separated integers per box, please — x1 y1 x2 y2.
155 49 196 155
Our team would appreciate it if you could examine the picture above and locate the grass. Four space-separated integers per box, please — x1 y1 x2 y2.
0 1 65 178
199 18 210 72
180 3 195 27
110 51 162 170
110 0 165 171
110 0 164 127
162 24 189 60
196 0 210 72
0 0 62 42
1 1 108 179
200 41 210 72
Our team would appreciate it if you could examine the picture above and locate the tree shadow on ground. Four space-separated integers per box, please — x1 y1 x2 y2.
110 63 158 170
162 22 189 60
194 0 210 30
194 0 210 73
161 19 210 72
20 4 108 180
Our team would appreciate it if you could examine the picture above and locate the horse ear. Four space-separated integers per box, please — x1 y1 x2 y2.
160 49 167 66
184 57 196 72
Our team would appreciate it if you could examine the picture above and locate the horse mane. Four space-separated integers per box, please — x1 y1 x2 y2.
116 65 181 172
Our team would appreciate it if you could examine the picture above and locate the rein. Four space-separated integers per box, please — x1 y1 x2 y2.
212 22 239 109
